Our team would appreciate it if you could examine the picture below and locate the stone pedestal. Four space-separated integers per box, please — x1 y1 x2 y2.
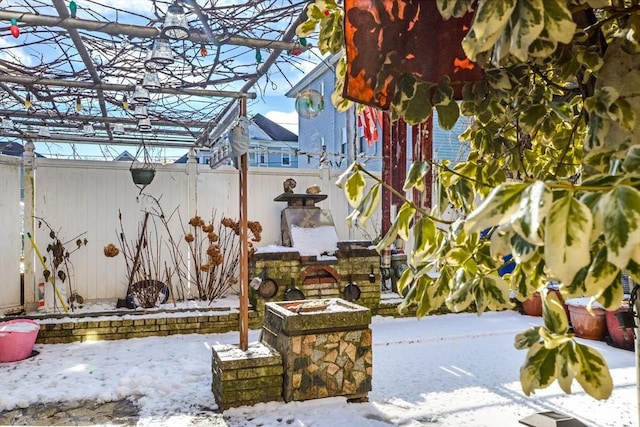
211 342 283 410
261 299 372 402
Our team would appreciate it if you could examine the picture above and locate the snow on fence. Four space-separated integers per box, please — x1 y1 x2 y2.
0 150 381 313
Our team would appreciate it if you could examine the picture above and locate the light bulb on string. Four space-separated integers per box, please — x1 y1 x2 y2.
69 1 77 18
299 37 307 47
122 94 129 111
255 48 262 64
10 19 19 38
75 96 82 112
24 93 31 110
200 44 207 57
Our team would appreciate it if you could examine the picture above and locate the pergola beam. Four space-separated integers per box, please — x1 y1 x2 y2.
0 10 308 52
0 75 256 99
0 131 195 149
0 109 209 128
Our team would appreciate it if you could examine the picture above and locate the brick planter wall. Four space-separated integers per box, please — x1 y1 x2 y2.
211 342 283 410
31 308 262 344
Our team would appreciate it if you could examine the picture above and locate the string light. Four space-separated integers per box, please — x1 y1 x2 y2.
122 94 129 111
75 96 82 112
10 18 19 38
69 1 77 18
255 48 262 64
24 93 31 109
200 44 207 57
299 37 307 47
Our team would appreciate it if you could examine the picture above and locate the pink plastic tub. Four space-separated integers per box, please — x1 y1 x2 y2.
0 319 40 363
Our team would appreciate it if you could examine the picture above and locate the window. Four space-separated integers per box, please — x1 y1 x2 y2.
282 149 291 166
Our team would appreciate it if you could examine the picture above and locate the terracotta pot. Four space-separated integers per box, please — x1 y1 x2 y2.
605 304 635 351
568 304 607 340
522 292 542 317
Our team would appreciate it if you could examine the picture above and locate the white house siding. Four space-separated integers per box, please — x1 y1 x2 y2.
2 157 380 312
0 155 22 313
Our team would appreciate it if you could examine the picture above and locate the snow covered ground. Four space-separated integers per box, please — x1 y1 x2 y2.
0 310 636 426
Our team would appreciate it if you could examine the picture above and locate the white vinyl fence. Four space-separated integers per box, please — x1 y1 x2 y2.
0 154 22 314
0 146 381 314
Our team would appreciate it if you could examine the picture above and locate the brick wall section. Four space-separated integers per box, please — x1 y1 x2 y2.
34 310 262 344
211 342 283 410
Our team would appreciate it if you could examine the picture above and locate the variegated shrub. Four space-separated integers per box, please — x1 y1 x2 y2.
300 0 640 401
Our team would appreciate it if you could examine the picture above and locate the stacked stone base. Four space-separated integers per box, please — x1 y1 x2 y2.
211 342 283 411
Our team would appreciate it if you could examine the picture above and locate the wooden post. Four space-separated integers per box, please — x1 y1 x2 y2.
412 117 433 210
239 97 249 351
381 113 391 236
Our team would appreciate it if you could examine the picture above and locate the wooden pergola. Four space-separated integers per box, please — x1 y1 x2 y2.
1 0 317 350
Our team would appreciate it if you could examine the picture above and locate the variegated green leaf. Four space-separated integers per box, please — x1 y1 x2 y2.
511 181 552 245
447 269 475 312
515 327 542 350
579 191 604 243
415 274 441 318
626 258 640 283
462 0 517 61
586 247 621 308
541 289 569 335
599 186 640 269
375 203 417 252
435 101 461 131
540 0 576 45
555 342 576 395
412 217 439 261
509 0 545 62
344 170 366 208
609 98 636 131
622 145 640 172
395 266 414 299
445 247 471 266
545 196 593 285
345 183 381 228
584 113 611 152
436 0 475 19
480 274 515 311
520 342 558 396
335 161 356 189
510 233 538 264
573 343 613 400
403 161 430 192
465 182 529 234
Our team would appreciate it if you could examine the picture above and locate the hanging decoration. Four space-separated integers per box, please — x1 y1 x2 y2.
10 18 19 38
69 0 78 19
342 0 483 109
24 92 31 109
130 138 156 193
298 37 307 47
295 89 324 119
75 96 82 112
122 94 129 110
358 106 382 145
255 48 262 64
200 44 207 57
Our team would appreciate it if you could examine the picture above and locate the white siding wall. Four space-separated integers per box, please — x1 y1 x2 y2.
0 155 22 313
8 158 381 307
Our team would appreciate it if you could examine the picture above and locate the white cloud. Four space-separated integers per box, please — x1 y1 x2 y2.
264 110 299 134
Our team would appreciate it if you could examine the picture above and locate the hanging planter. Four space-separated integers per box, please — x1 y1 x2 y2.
130 138 156 192
130 167 156 186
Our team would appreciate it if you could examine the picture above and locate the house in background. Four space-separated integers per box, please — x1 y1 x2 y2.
286 55 473 171
175 113 298 168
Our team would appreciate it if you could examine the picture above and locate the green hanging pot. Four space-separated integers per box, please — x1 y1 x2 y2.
130 167 156 186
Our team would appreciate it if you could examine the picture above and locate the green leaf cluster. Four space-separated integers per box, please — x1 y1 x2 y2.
302 0 640 402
